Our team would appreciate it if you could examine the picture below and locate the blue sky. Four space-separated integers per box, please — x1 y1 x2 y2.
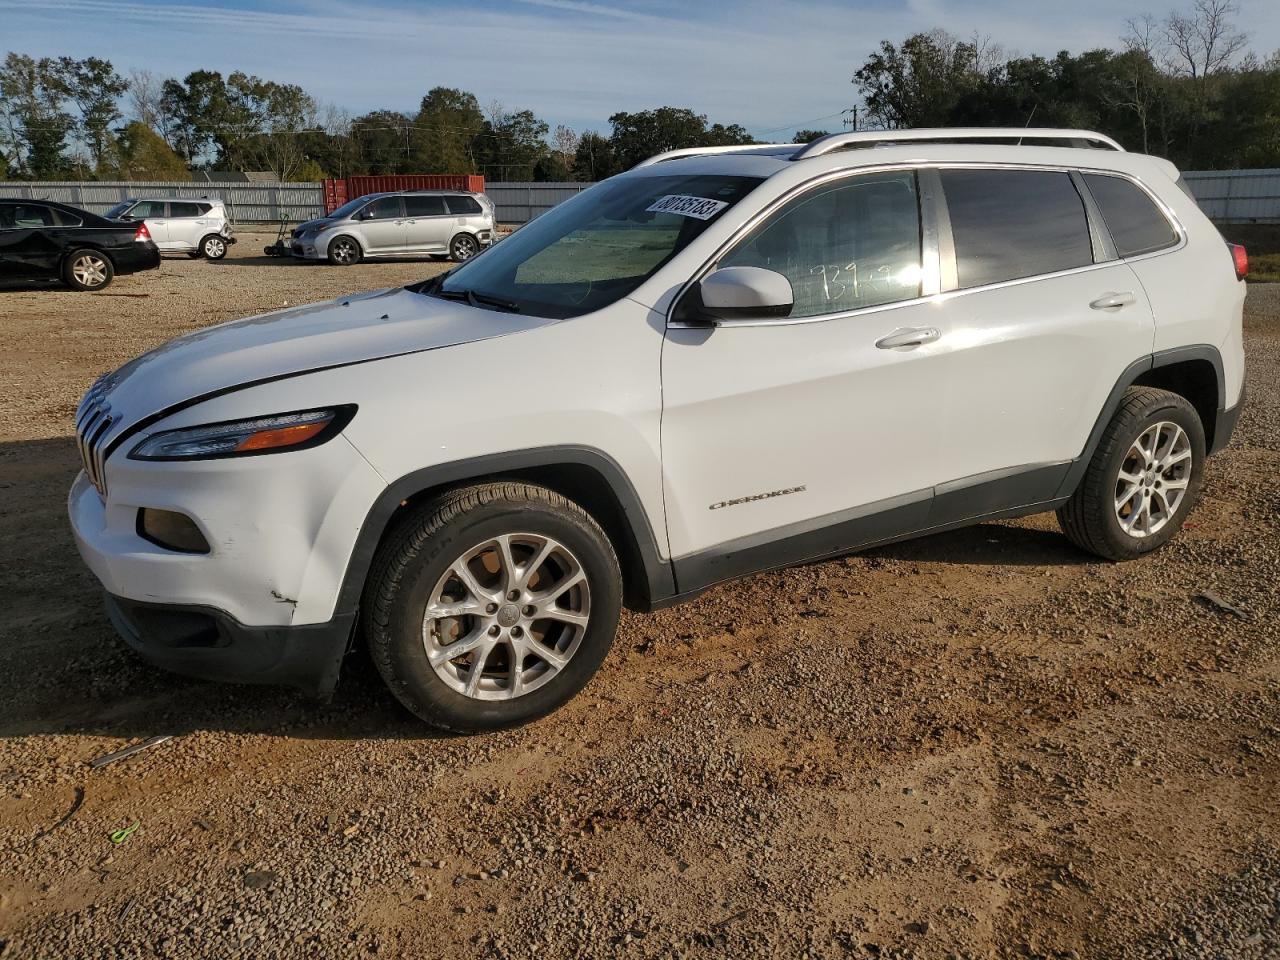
3 0 1279 138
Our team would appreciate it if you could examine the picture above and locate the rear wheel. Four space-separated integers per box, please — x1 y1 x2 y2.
1057 387 1205 560
63 249 114 291
449 233 479 262
363 482 622 732
327 236 361 266
200 234 228 260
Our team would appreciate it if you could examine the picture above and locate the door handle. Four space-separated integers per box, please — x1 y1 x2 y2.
1090 291 1136 310
875 327 940 349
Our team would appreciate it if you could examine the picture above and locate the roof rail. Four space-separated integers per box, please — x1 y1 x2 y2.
634 143 793 169
792 128 1124 160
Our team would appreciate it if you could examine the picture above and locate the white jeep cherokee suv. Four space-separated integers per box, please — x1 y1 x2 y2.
70 129 1247 732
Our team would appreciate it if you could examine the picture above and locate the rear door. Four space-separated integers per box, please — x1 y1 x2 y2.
166 200 207 250
357 197 406 254
0 202 62 277
925 166 1156 522
403 195 450 253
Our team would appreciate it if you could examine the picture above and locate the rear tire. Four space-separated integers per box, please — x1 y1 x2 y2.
449 233 479 262
327 235 361 266
200 234 228 260
1057 387 1205 560
63 249 114 291
363 482 622 732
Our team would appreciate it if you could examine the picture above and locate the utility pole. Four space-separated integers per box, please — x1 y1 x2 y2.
841 107 858 131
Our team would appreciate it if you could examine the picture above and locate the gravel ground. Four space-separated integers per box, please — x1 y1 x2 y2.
0 237 1277 959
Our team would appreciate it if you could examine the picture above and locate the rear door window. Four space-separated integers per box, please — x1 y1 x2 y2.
446 196 483 216
1083 174 1178 257
404 196 447 217
940 169 1094 288
7 204 56 228
169 201 203 218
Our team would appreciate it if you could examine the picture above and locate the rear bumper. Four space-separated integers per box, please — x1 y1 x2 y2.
1209 387 1245 456
114 243 161 275
105 594 354 696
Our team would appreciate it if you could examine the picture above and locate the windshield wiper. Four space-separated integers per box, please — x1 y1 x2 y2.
432 287 520 313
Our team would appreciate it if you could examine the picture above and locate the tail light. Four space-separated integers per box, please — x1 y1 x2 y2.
1228 242 1248 280
134 222 151 243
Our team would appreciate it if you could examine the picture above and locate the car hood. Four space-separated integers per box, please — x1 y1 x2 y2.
293 218 332 236
89 287 552 438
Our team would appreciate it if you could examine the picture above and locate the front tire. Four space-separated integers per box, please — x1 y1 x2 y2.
63 249 114 291
1057 387 1205 560
327 236 361 266
363 482 622 732
200 234 228 259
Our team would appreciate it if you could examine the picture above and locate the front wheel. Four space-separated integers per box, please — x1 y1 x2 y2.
1057 387 1205 560
200 234 228 260
63 249 114 291
363 482 622 732
327 235 361 266
449 233 479 262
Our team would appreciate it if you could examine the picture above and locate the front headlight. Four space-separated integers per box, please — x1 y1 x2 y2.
129 407 355 461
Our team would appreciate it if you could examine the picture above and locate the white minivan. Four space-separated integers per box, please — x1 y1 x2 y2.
70 129 1246 732
106 197 236 259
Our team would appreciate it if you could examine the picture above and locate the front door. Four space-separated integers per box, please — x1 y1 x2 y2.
0 203 61 277
127 200 170 248
357 197 406 255
660 170 948 586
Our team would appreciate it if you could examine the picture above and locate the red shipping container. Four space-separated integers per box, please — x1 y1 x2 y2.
323 174 486 213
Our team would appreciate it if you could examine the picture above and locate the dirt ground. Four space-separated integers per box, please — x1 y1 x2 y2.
0 234 1277 959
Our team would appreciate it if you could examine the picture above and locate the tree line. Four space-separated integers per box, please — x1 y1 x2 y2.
0 0 1276 183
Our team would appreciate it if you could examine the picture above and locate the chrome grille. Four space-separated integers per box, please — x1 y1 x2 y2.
76 375 115 497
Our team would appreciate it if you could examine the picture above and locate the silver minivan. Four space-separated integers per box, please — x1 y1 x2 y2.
106 197 235 259
290 190 496 265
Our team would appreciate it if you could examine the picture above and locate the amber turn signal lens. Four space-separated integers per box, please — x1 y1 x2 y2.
234 420 330 452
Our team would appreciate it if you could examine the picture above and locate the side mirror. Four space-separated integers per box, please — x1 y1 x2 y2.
698 267 794 323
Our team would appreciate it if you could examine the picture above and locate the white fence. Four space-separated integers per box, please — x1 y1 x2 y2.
5 170 1278 224
0 180 593 225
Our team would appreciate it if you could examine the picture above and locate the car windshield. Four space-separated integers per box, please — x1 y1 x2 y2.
430 174 763 319
105 201 132 218
328 197 370 219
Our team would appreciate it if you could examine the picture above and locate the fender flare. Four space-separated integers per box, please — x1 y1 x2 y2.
333 445 675 617
1053 344 1226 499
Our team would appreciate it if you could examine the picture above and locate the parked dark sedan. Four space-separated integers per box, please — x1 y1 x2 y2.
0 199 161 291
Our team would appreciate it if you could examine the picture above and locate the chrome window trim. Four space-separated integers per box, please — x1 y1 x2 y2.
666 160 1186 330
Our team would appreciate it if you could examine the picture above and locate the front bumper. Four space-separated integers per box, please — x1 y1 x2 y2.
106 594 353 696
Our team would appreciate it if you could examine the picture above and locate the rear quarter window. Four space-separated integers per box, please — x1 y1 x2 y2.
940 169 1094 288
446 196 483 216
1083 173 1179 258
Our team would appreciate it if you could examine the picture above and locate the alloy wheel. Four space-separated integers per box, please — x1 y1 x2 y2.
204 237 226 258
72 254 108 288
422 533 590 700
1114 420 1192 538
453 236 477 260
332 239 357 264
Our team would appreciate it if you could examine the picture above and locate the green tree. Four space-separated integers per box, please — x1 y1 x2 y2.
227 72 317 178
793 129 830 143
53 56 127 169
413 87 482 172
607 106 708 169
351 109 414 173
100 120 189 180
572 130 615 180
854 31 1000 129
0 53 74 178
474 106 549 181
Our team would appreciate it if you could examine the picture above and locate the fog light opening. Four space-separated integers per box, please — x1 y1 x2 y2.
137 508 211 554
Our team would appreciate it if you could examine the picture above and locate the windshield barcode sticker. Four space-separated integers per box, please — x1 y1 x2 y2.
645 195 730 220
